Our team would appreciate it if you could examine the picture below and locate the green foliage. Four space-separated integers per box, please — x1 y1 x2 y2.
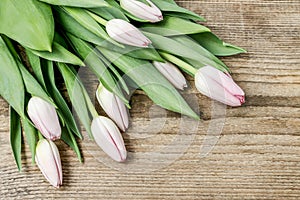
0 0 54 51
38 0 108 7
191 32 247 56
141 16 210 36
98 47 199 119
0 37 25 118
10 107 22 171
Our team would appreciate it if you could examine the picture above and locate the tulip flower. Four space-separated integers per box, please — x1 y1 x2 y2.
35 139 62 188
91 116 127 162
27 97 61 140
153 61 187 90
120 0 163 23
106 19 151 47
96 84 129 131
195 66 245 107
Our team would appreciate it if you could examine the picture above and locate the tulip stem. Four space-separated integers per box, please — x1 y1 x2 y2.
87 100 99 119
159 52 198 75
38 132 44 140
87 11 108 26
81 87 99 118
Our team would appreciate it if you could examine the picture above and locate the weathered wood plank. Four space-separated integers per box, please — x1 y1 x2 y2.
1 0 300 199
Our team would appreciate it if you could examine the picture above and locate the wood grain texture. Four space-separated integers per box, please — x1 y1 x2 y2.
1 0 300 199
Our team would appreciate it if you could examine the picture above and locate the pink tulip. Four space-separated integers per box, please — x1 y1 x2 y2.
35 139 62 188
195 66 245 107
91 116 127 162
106 19 151 47
153 61 187 90
96 84 129 131
120 0 163 23
27 97 61 140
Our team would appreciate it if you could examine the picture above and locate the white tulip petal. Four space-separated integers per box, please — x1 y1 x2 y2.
153 61 187 90
120 0 163 22
91 117 127 162
35 139 62 188
106 19 151 47
27 97 61 140
96 84 129 131
195 66 245 107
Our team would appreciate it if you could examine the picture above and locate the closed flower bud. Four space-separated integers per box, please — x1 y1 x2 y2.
120 0 163 23
153 61 187 90
195 66 245 107
106 19 151 47
91 116 127 162
27 97 61 141
35 139 62 188
96 84 129 131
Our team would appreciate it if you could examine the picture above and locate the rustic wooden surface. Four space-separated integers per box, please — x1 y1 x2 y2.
1 0 300 199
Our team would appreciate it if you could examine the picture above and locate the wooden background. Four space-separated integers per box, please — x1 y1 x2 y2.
1 0 300 199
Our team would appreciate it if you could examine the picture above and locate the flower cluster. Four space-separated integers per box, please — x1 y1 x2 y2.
0 0 246 188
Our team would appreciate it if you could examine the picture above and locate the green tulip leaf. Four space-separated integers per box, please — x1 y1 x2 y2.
58 63 93 138
172 36 226 66
38 0 108 7
121 46 163 62
25 50 47 90
150 0 205 21
0 37 25 118
153 0 177 4
17 62 55 106
56 8 106 46
94 50 130 96
171 36 229 72
0 0 54 51
60 7 120 47
56 10 162 61
53 33 69 49
43 61 82 139
144 32 226 71
3 36 56 107
141 16 210 36
61 126 82 162
22 118 37 164
89 7 129 21
28 42 85 66
98 47 199 119
10 107 22 171
67 34 129 104
191 32 247 56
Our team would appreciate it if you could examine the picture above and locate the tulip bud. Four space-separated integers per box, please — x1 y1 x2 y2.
35 139 62 188
195 66 245 107
106 19 151 47
96 84 129 131
27 97 61 140
153 61 187 90
91 116 127 162
120 0 163 23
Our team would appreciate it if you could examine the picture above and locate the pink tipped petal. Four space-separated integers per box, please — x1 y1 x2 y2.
106 19 151 47
35 139 62 188
195 66 245 107
27 97 61 140
236 95 246 104
91 117 127 162
153 61 187 90
199 66 245 96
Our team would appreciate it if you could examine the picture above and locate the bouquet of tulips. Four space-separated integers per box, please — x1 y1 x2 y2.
0 0 246 188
